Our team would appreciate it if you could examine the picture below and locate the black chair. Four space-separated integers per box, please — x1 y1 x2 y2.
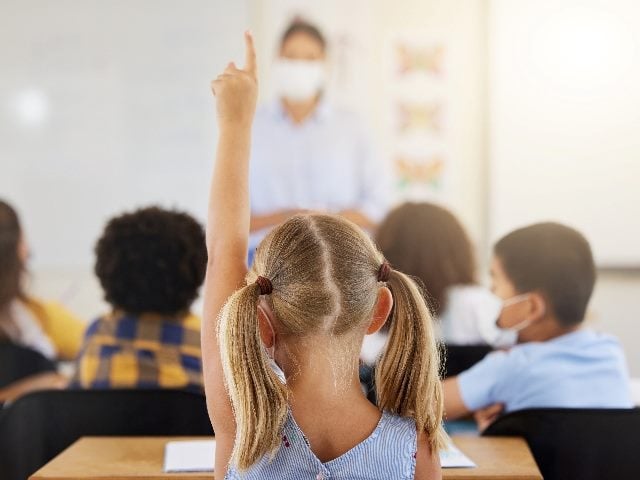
441 344 493 378
0 342 57 389
0 388 214 480
483 407 640 480
359 363 376 404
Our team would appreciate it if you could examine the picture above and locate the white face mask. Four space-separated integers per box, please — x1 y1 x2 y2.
259 306 287 384
273 59 325 102
483 293 536 347
265 350 287 384
479 293 535 347
477 293 518 347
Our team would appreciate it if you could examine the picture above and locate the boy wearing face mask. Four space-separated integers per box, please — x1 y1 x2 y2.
443 222 633 429
248 19 389 251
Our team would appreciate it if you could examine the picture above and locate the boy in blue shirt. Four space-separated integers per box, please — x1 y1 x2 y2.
444 222 633 429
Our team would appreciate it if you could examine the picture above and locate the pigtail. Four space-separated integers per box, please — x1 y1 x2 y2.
375 269 446 453
217 283 288 470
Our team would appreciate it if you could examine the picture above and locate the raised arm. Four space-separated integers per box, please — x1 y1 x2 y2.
201 31 258 474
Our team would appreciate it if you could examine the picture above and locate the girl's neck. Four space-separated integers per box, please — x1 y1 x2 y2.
279 337 376 417
277 339 383 464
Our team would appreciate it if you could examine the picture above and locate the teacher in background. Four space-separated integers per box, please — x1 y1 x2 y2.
249 19 389 249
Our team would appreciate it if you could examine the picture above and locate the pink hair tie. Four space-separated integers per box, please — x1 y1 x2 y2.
255 276 273 295
377 261 391 282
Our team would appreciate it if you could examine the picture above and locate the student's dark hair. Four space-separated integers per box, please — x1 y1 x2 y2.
494 222 596 327
0 200 25 312
280 18 326 52
94 206 207 317
376 202 476 315
0 200 26 340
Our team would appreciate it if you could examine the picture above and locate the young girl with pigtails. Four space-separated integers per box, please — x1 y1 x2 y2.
202 32 445 479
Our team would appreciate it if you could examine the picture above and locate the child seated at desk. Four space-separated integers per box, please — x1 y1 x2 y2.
69 206 207 393
376 201 512 348
202 32 445 479
443 222 633 430
0 200 85 364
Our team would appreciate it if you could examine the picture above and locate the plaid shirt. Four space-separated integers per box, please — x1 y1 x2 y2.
69 313 203 393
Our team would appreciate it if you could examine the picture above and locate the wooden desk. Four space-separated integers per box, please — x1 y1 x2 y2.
446 436 541 479
30 435 542 480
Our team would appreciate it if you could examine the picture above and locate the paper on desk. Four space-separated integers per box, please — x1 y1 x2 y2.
164 438 475 471
440 439 476 468
163 440 215 472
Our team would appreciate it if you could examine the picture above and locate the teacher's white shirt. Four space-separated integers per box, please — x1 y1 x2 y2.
249 99 390 248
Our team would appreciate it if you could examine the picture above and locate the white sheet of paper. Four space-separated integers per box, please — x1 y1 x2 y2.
163 440 215 473
163 437 476 472
439 440 477 468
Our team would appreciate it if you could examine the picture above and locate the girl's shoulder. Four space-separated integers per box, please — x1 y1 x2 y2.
376 410 417 437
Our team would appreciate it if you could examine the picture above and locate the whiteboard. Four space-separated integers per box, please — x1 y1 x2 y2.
0 0 249 269
488 0 640 267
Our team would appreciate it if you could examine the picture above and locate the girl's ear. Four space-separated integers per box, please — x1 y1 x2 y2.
257 302 276 348
367 286 393 335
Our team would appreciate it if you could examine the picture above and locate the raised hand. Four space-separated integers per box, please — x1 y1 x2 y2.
204 31 260 477
211 31 258 128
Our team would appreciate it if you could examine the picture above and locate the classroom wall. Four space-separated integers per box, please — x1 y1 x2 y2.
590 272 640 377
1 0 251 269
488 0 640 267
370 0 490 251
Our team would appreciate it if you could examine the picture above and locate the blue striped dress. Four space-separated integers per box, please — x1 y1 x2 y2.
225 410 417 479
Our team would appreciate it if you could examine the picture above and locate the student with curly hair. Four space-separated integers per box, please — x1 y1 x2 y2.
69 206 207 393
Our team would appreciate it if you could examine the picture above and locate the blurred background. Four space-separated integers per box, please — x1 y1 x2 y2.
1 0 638 373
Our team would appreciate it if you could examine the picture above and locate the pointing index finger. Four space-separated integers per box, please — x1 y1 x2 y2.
244 30 257 77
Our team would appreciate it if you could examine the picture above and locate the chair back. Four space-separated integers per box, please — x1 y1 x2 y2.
0 388 213 480
442 344 492 378
0 342 57 388
483 407 640 480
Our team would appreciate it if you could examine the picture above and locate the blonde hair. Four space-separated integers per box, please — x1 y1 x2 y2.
217 214 445 470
